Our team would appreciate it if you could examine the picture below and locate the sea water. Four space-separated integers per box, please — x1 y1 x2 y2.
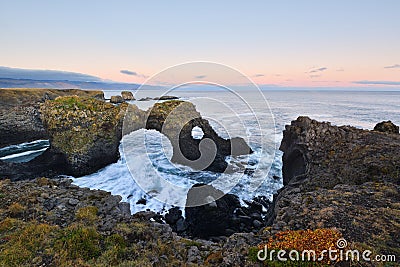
3 90 400 214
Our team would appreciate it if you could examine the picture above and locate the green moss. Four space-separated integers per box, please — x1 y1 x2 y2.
75 206 99 225
0 219 57 267
54 224 102 262
8 202 26 217
180 238 202 248
0 88 103 106
248 246 261 262
0 216 198 266
40 96 126 155
105 233 126 249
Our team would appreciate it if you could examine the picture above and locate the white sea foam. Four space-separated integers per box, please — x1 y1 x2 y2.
0 148 48 161
72 128 279 214
5 90 399 215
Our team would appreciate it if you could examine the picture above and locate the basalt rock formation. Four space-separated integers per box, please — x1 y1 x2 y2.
373 120 399 134
0 89 104 148
1 91 252 179
266 116 400 258
121 91 135 100
110 95 124 104
165 184 271 239
0 177 267 266
39 96 128 177
143 101 253 172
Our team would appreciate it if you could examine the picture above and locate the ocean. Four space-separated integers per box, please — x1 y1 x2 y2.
2 89 400 214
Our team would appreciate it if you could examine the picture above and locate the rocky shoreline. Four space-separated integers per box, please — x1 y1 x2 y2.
1 89 252 179
0 89 399 266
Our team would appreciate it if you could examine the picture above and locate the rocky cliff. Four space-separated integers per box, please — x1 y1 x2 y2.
0 89 104 148
39 96 128 177
1 91 252 179
267 116 400 259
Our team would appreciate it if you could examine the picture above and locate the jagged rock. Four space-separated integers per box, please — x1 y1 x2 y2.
0 177 232 266
279 116 400 188
121 91 135 100
153 95 179 100
184 184 240 238
266 116 400 257
144 101 253 172
165 184 269 238
1 93 251 180
110 95 124 103
138 97 152 101
0 89 104 148
39 96 127 177
136 198 147 205
374 120 399 134
165 207 183 225
221 233 261 266
187 246 201 263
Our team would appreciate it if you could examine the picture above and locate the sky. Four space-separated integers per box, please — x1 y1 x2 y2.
1 0 399 88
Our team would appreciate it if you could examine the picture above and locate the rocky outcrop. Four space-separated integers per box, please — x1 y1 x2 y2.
39 96 127 177
0 177 131 229
184 184 241 238
165 184 270 239
373 120 399 134
144 101 253 172
1 92 252 179
138 96 153 101
136 95 179 101
266 117 400 258
110 95 124 103
0 177 268 266
0 89 104 148
121 91 135 100
153 95 179 100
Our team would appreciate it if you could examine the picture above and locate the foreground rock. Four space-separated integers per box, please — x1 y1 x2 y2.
39 96 128 177
0 178 260 266
0 88 104 148
144 101 253 172
166 184 270 239
266 117 400 260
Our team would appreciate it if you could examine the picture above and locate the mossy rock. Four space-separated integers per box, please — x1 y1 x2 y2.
40 96 128 176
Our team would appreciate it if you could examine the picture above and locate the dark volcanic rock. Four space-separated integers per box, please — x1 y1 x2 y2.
178 184 269 239
0 89 104 148
184 184 241 238
267 116 400 258
153 95 179 100
143 101 253 172
0 177 231 266
138 97 152 101
279 116 400 188
121 91 135 100
0 149 69 181
373 120 399 134
1 93 251 179
110 95 124 103
39 96 127 177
